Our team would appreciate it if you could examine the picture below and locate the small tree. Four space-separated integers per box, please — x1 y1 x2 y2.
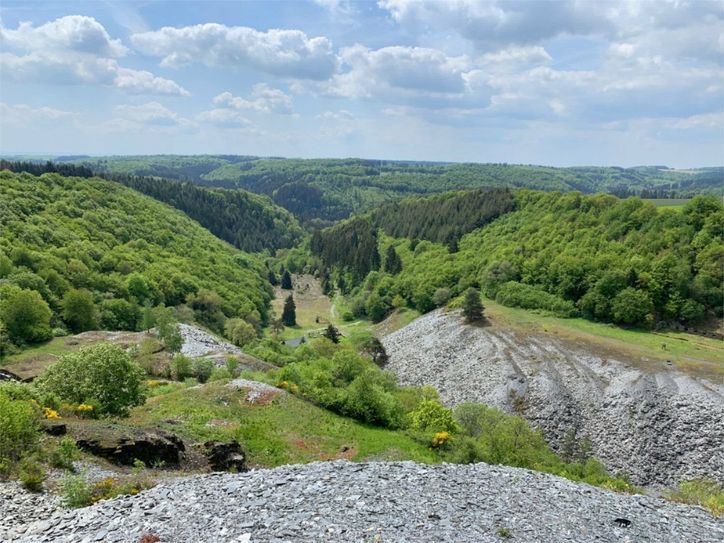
433 287 452 307
1 287 52 343
462 287 484 322
224 318 256 347
62 289 96 333
268 270 278 286
36 343 146 416
281 295 296 326
281 270 293 290
322 324 341 344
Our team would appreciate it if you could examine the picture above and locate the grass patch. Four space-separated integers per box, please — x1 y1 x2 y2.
484 298 724 379
642 198 691 210
128 381 438 467
667 479 724 517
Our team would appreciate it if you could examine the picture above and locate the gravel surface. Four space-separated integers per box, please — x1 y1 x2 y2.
382 310 724 487
0 481 62 542
178 324 243 359
227 379 286 404
12 461 723 543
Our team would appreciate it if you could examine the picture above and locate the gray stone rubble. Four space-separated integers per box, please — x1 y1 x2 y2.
9 461 723 543
382 310 724 486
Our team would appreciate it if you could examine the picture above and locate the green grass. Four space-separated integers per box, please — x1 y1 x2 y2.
485 298 724 378
129 380 438 467
642 198 691 210
1 337 77 379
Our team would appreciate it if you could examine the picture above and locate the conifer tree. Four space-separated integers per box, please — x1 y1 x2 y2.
322 324 341 344
462 287 484 322
281 270 293 290
282 295 296 326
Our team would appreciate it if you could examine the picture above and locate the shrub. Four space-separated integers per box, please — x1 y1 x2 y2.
433 287 452 307
171 354 193 381
431 431 452 448
495 281 577 318
342 370 405 428
668 479 724 517
36 343 146 417
59 472 92 508
0 394 40 473
192 358 214 383
224 318 256 347
19 458 45 492
49 438 81 470
409 399 459 433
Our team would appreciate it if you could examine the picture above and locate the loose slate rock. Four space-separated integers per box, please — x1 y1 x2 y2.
13 461 724 543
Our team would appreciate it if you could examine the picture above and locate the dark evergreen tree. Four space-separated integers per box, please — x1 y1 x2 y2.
281 270 293 290
384 245 402 274
281 295 296 326
322 324 341 344
462 287 484 322
268 270 278 286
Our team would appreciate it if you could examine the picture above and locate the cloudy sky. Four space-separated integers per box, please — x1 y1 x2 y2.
0 0 722 166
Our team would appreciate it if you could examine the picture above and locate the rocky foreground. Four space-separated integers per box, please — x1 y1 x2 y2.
11 461 723 543
382 310 724 487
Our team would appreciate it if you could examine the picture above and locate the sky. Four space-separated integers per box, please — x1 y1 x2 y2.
0 0 722 167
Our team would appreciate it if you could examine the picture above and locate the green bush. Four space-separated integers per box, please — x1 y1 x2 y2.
224 318 256 347
100 299 141 331
668 479 724 517
612 288 654 326
0 394 40 473
59 472 93 508
36 343 146 417
49 437 81 471
19 458 45 492
171 354 193 381
495 281 578 317
192 358 214 383
409 399 459 433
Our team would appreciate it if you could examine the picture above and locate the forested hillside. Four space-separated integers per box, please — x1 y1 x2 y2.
0 171 272 347
111 176 303 253
324 191 723 328
310 188 516 280
59 155 723 222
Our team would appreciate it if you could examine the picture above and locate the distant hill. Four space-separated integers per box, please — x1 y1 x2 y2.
58 155 723 222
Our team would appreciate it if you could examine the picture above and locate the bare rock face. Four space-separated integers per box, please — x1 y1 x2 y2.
76 429 185 466
382 310 724 487
204 441 247 472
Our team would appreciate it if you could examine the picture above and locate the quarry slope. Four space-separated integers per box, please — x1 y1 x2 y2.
13 461 723 543
382 310 724 487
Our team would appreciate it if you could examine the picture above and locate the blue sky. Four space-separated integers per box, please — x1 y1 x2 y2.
0 0 722 166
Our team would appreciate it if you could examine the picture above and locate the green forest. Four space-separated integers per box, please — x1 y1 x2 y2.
312 190 723 328
55 155 724 222
0 171 272 348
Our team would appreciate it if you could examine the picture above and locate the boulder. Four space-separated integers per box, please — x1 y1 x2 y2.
41 421 67 436
76 429 185 466
203 440 247 472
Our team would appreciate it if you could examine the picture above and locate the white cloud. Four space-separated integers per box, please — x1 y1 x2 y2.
0 102 74 122
115 102 189 126
481 45 552 67
213 84 293 114
1 15 128 57
196 108 253 128
0 16 188 96
131 24 338 80
114 67 189 96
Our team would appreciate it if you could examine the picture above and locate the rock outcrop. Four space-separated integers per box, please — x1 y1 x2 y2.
382 310 724 487
76 429 185 467
13 461 724 543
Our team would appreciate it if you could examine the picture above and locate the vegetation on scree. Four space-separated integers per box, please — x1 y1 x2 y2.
0 171 271 349
316 190 722 328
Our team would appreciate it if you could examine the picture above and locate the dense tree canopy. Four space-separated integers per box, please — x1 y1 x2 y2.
339 191 723 327
0 171 272 343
